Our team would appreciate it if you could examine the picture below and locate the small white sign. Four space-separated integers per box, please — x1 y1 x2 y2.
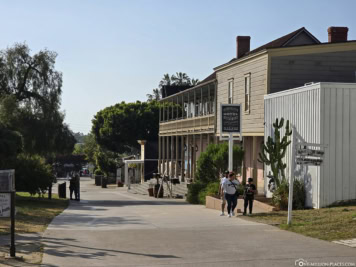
0 193 11 217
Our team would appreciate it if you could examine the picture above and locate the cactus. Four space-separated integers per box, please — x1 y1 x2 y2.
258 118 292 188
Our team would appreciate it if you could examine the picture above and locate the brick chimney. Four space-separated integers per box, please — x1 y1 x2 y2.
236 36 251 58
328 27 348 43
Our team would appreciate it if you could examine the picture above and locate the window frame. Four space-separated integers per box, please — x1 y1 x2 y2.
228 79 234 104
244 73 251 114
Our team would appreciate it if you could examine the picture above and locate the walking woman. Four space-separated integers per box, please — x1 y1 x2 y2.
222 172 240 217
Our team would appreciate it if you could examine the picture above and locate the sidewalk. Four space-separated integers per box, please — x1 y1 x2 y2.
40 179 356 267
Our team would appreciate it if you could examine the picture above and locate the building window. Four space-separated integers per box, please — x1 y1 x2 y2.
228 79 233 104
244 73 251 113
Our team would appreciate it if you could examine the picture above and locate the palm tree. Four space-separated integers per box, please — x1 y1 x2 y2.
146 88 162 101
191 78 200 86
171 72 191 86
159 73 172 88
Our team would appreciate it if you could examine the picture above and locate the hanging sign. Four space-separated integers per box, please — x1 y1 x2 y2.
0 193 11 217
220 104 241 133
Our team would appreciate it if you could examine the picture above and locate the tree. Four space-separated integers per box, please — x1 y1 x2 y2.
146 88 161 102
0 43 75 157
258 118 292 188
171 72 191 86
195 143 244 184
147 73 199 102
15 154 55 196
92 101 160 154
0 123 23 168
0 43 62 112
82 133 98 164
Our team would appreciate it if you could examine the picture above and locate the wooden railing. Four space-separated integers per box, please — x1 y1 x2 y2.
159 114 215 135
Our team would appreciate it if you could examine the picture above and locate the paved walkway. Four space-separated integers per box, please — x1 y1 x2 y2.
41 179 356 267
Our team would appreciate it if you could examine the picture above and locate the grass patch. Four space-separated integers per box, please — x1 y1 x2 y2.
0 192 69 235
242 205 356 241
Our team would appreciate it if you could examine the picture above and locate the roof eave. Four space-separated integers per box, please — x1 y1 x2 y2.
213 50 268 72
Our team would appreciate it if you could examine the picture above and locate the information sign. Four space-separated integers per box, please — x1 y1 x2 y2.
0 193 11 217
220 104 241 133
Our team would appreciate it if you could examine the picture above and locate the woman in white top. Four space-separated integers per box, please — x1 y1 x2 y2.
222 172 240 217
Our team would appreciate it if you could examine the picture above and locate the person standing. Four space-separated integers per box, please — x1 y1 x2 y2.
222 172 240 217
74 173 80 201
219 171 229 216
69 175 76 200
243 177 257 215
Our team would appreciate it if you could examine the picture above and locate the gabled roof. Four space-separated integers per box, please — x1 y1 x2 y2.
197 72 216 85
218 27 321 68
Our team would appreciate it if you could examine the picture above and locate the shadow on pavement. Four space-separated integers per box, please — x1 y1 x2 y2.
42 236 180 260
51 213 150 227
67 199 188 210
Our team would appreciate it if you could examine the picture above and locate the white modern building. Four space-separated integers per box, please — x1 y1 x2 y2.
264 82 356 208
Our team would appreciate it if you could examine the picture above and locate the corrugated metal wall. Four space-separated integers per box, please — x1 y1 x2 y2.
264 84 321 208
320 83 356 207
265 83 356 208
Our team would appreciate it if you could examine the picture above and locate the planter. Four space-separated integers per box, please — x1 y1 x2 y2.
101 177 108 188
95 175 102 186
148 188 154 197
154 184 164 198
117 181 124 187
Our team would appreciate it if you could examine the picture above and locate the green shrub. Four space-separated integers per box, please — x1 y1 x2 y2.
292 179 305 210
186 181 205 204
94 169 104 175
196 181 220 205
195 143 244 184
272 179 305 210
15 154 55 196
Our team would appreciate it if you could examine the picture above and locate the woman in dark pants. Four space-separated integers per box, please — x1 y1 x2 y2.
222 172 240 217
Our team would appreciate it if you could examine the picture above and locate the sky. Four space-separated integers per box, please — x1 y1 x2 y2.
1 0 355 134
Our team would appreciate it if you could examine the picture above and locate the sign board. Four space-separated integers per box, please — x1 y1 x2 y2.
0 170 15 192
0 193 11 217
297 148 324 157
296 157 323 166
220 104 241 133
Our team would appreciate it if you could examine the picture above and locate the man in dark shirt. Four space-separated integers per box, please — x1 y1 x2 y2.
243 177 256 215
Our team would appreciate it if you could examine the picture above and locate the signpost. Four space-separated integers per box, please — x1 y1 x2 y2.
220 104 242 171
287 133 326 225
0 169 16 257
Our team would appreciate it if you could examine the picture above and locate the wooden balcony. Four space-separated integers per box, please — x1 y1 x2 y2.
159 114 215 136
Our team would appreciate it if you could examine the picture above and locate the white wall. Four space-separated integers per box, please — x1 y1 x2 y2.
264 83 322 208
265 82 356 208
320 83 356 207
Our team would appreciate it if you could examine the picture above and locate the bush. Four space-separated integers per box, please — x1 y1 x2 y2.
94 169 104 175
15 154 56 196
186 181 205 204
197 181 220 205
195 143 244 184
272 179 305 210
188 143 244 205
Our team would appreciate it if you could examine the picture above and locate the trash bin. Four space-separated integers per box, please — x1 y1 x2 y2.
95 175 102 186
101 177 107 188
58 182 66 199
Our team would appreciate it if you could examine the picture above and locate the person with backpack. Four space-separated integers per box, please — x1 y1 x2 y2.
222 172 240 217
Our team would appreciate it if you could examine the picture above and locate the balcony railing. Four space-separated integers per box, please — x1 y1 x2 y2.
159 114 215 135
